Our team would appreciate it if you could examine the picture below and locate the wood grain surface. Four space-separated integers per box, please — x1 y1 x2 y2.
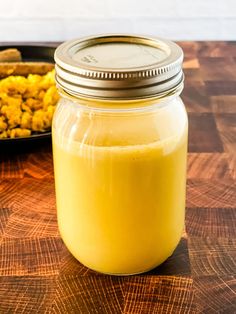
0 41 236 313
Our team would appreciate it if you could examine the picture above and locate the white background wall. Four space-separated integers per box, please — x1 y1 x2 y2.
0 0 235 41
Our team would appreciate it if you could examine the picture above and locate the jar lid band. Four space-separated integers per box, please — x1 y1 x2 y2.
55 34 184 100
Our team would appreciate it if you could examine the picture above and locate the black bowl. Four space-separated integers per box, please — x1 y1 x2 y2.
0 44 58 147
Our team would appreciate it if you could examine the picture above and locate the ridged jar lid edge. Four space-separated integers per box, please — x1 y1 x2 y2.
55 34 184 99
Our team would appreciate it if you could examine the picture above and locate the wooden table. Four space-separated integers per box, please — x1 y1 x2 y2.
0 42 236 313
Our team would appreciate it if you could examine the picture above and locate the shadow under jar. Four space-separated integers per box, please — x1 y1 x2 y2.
53 34 188 275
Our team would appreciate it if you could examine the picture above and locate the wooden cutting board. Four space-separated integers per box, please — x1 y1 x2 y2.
0 41 235 313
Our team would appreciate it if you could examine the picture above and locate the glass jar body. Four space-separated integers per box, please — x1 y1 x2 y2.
52 94 188 275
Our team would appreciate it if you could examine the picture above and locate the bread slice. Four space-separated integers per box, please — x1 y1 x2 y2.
0 62 54 77
0 49 22 62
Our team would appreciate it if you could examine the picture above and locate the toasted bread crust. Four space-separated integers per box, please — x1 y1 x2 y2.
0 49 22 62
0 62 54 77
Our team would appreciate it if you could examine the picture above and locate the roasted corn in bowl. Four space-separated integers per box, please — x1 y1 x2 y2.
0 69 59 139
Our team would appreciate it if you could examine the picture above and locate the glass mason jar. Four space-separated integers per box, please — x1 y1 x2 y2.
53 35 188 275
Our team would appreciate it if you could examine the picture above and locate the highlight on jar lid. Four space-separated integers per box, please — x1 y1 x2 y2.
54 34 184 99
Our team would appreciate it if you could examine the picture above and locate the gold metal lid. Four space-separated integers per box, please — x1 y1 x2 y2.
54 34 184 100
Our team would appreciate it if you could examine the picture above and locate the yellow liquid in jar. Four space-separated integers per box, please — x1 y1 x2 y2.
52 102 188 275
